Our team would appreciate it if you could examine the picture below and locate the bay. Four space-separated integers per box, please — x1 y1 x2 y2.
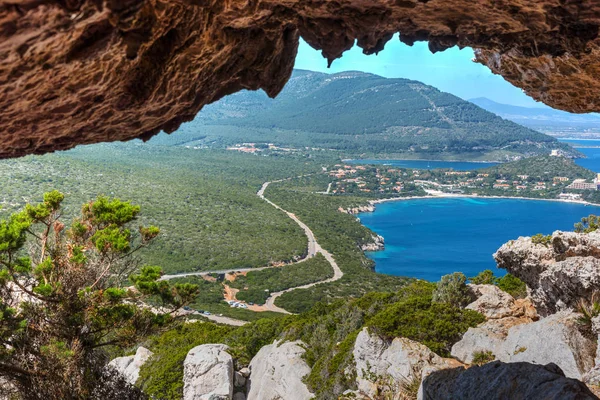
359 198 600 281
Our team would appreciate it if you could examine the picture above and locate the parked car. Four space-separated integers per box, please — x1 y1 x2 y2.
203 311 211 316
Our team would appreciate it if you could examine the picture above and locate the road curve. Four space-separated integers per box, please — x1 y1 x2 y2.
258 180 343 314
161 176 342 322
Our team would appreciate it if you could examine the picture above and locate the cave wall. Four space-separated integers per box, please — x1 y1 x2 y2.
1 0 599 158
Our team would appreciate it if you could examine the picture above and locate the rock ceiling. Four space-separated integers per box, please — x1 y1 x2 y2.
1 0 600 158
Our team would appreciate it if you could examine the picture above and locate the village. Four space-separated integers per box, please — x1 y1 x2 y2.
327 160 600 202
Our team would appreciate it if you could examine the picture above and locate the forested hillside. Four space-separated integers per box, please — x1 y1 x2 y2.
164 70 579 161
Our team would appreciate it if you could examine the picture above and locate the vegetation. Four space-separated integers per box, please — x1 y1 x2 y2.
0 145 325 274
369 281 484 356
229 253 334 304
531 233 553 246
481 155 593 180
264 176 412 313
472 350 496 366
186 70 577 160
432 272 473 308
576 293 600 338
139 281 483 399
575 214 600 233
0 192 198 399
469 270 528 299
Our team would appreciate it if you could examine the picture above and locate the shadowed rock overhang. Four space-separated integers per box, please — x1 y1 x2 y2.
2 0 600 158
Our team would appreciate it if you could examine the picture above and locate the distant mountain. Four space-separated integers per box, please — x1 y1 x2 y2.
157 70 579 161
469 97 600 132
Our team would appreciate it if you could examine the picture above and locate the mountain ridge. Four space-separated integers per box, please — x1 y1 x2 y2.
155 70 579 161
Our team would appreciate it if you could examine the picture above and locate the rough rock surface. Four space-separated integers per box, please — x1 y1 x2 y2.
247 340 312 400
466 284 517 319
108 346 154 386
420 361 598 400
494 230 600 315
183 344 233 400
3 1 600 157
353 328 460 398
452 311 596 380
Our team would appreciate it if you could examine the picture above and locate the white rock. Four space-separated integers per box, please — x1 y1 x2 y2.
353 328 456 398
108 346 153 385
234 371 246 387
184 344 233 400
452 311 596 380
247 340 312 400
466 284 516 319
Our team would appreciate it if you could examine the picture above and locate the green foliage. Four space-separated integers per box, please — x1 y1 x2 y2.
472 350 495 366
368 282 484 356
191 70 576 160
0 192 197 399
432 272 473 308
576 293 600 337
230 253 333 304
496 274 527 299
531 233 552 246
469 269 495 285
138 323 233 399
575 214 600 233
470 270 528 299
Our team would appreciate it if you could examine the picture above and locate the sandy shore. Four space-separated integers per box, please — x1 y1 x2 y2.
366 192 599 209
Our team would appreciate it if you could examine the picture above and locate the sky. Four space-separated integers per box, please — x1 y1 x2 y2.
294 34 547 108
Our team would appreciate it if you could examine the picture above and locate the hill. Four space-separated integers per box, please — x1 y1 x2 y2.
479 155 595 180
470 97 600 137
160 70 580 161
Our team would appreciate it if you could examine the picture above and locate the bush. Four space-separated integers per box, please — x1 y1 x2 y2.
575 215 600 233
469 269 495 285
496 274 527 299
531 233 552 246
432 272 473 308
368 283 484 356
472 350 495 366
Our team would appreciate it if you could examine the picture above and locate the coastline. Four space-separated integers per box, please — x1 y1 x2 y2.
366 193 598 208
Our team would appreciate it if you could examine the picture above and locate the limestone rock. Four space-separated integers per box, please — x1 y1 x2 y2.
233 393 246 400
108 347 153 386
4 2 600 157
466 284 516 319
183 344 233 400
234 371 246 387
353 328 459 398
247 340 312 400
452 311 596 380
420 361 598 400
494 230 600 316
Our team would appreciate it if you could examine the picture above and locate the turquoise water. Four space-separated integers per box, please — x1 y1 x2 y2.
349 159 498 171
359 198 600 281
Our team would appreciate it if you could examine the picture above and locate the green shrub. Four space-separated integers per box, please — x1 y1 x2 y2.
575 215 600 233
368 284 484 357
472 350 495 365
531 233 552 246
138 323 233 399
432 272 473 308
496 274 527 299
576 293 600 338
469 269 495 285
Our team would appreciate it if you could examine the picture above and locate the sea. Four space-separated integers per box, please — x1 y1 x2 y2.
356 140 600 281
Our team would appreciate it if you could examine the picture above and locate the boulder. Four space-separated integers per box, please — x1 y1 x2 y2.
466 284 516 319
353 328 459 398
451 311 596 380
247 340 312 400
494 230 600 315
183 344 233 400
420 361 597 400
108 347 154 385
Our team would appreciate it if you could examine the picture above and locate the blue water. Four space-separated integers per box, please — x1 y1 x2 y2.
560 139 600 148
574 148 600 172
349 159 498 171
359 198 600 281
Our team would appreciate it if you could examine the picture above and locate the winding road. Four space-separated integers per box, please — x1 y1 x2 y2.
161 176 343 323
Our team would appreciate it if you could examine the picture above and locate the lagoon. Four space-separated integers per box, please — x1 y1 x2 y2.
359 198 600 281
